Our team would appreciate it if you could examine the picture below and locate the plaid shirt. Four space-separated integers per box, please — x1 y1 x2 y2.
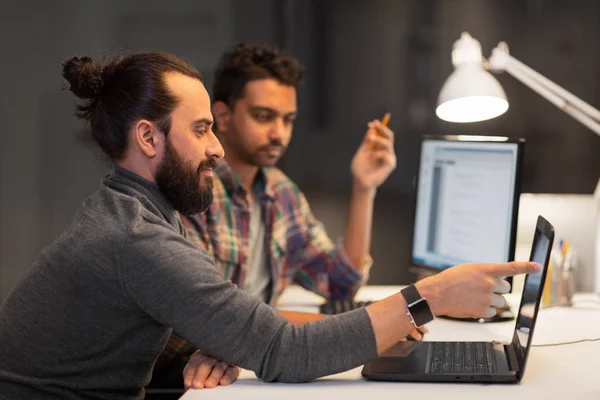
158 160 371 366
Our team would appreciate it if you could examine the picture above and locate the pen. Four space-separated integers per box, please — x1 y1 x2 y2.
371 112 391 150
381 112 391 127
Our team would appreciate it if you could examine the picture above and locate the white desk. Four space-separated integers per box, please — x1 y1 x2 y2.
180 286 600 400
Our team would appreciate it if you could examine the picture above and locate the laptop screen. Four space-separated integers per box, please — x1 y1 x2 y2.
411 136 523 271
513 216 554 378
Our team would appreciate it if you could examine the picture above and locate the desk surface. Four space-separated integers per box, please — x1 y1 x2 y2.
180 286 600 400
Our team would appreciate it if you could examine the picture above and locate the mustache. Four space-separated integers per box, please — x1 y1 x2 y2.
196 158 218 174
257 139 286 152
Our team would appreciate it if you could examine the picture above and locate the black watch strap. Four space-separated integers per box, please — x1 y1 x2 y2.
401 284 434 328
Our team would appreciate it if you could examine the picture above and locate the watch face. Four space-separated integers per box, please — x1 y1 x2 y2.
411 298 434 327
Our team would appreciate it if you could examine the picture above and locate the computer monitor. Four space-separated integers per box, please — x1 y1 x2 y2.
410 135 524 284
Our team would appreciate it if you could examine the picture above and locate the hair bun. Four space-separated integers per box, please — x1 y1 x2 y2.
62 56 103 100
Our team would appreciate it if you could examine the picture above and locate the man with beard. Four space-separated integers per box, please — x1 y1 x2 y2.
0 51 540 399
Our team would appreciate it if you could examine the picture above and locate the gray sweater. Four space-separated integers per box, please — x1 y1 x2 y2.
0 167 377 399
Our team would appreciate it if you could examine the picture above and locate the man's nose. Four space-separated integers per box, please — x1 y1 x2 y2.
206 131 225 159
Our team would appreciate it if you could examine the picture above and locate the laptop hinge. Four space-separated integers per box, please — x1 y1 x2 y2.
505 344 520 372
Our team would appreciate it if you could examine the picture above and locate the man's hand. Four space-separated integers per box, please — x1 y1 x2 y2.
183 351 240 390
351 120 397 192
416 261 542 318
404 325 428 341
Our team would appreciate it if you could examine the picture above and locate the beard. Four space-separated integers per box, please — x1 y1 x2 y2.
240 139 287 167
223 123 288 167
156 141 216 216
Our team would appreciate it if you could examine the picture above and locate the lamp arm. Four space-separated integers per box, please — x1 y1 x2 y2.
506 54 600 122
506 58 600 136
489 46 600 136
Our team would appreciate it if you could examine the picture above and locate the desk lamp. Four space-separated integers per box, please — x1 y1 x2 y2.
436 32 600 293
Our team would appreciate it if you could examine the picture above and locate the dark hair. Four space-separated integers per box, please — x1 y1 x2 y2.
62 52 202 160
212 43 303 109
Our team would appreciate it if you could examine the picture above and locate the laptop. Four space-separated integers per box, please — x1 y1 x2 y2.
362 215 554 383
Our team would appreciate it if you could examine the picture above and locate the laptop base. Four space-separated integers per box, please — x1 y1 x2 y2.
361 341 517 384
361 370 518 384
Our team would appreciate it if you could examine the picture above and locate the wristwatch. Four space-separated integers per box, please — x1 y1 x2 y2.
401 284 434 328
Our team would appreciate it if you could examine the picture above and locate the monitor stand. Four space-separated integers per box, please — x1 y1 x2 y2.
437 305 515 323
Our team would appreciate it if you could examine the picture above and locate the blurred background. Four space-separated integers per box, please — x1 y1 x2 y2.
1 0 599 301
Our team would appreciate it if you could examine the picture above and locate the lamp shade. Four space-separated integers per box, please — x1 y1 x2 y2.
436 32 509 123
436 63 509 123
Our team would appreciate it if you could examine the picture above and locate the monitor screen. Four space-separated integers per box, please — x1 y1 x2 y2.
411 137 522 270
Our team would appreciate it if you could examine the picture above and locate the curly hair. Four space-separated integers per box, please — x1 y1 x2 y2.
212 43 303 108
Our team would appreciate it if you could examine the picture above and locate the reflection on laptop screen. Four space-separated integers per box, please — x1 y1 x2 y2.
515 229 551 350
411 137 521 270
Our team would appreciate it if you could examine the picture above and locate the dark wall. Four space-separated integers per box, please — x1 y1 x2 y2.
282 0 600 195
279 0 600 286
1 0 599 300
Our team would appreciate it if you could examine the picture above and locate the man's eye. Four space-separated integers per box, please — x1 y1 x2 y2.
255 113 272 122
195 129 206 136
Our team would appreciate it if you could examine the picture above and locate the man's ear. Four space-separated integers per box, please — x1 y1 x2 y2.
212 101 231 134
133 120 162 158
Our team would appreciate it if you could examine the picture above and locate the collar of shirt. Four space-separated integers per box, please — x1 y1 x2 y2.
105 165 182 232
215 160 276 205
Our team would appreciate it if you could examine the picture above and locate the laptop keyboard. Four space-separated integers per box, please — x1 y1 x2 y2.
319 299 373 315
429 342 497 374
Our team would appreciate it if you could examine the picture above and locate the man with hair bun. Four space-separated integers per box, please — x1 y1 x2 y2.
0 51 540 399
